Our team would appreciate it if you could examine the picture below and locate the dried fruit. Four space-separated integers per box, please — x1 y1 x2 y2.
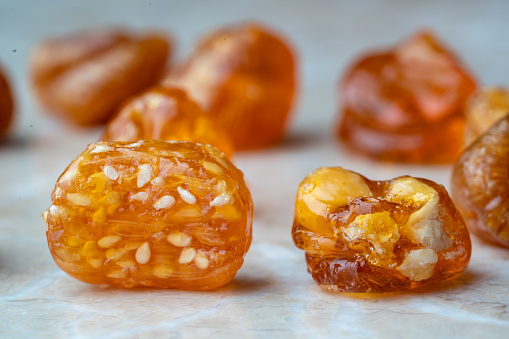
103 86 234 158
0 65 14 139
464 87 509 146
31 29 170 126
164 23 296 150
43 140 253 290
451 114 509 248
292 167 471 292
338 31 476 163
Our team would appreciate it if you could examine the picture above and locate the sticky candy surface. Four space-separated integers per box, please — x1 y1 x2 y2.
164 23 296 150
464 87 509 146
292 167 471 292
103 87 234 158
452 114 509 248
338 31 476 163
0 66 13 139
43 140 253 290
31 29 170 126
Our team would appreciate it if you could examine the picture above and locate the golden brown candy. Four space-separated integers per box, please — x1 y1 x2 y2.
31 29 170 126
164 22 297 150
292 167 471 292
464 87 509 146
0 65 14 139
338 31 476 163
43 140 253 290
103 86 234 158
451 114 509 248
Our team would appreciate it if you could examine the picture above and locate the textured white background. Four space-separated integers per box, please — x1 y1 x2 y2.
1 0 509 338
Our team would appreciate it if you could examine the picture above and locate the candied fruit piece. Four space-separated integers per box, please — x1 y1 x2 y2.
164 22 297 150
43 140 253 290
0 65 14 139
451 114 509 248
338 31 476 163
31 29 170 126
464 87 509 146
292 167 471 292
103 86 234 158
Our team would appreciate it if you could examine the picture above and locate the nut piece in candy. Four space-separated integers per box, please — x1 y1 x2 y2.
451 114 509 248
43 140 253 290
164 22 297 150
338 31 476 163
31 29 170 126
293 167 471 292
0 65 14 140
103 86 234 158
464 87 509 146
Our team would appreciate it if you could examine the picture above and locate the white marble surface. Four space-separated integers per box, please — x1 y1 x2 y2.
1 0 509 338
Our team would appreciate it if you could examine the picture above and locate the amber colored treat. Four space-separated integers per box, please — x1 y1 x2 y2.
338 31 476 163
451 115 509 248
31 29 170 126
164 23 296 150
103 87 234 158
0 66 14 139
43 140 253 290
292 167 471 292
464 87 509 146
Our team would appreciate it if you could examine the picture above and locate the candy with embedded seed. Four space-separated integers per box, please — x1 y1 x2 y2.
292 167 471 292
0 65 14 139
43 140 253 290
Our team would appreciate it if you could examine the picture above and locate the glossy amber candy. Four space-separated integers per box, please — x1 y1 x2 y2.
292 167 471 292
43 140 253 290
164 22 296 150
31 29 170 126
464 87 509 146
103 86 234 158
338 31 476 163
451 114 509 248
0 66 14 139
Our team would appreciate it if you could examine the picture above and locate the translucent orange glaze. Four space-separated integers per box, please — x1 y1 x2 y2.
452 114 509 248
43 140 253 290
338 31 476 163
164 23 296 150
464 87 509 146
31 29 170 126
0 66 13 139
103 86 234 158
292 167 471 292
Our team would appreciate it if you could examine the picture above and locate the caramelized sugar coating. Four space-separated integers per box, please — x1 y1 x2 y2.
103 87 234 158
31 29 170 126
464 87 509 146
338 31 476 163
0 66 14 139
43 140 253 290
451 115 509 248
292 167 471 292
164 23 296 150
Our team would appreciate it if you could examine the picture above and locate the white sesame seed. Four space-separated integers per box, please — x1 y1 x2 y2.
67 193 92 206
195 253 209 269
209 192 231 207
97 235 122 248
125 141 144 148
107 269 128 279
130 192 149 202
103 165 119 180
153 265 174 279
211 155 229 170
179 247 197 264
49 205 61 216
177 187 197 204
90 144 114 153
151 177 165 186
116 260 136 268
203 161 223 175
167 232 192 247
153 195 175 209
135 242 151 264
137 164 153 188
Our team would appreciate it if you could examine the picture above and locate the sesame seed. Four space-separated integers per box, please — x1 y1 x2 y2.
97 235 122 248
116 260 136 268
209 192 231 207
125 141 144 148
195 253 209 269
104 165 119 180
179 247 197 264
203 161 223 175
151 177 165 186
107 269 128 279
153 265 174 279
177 187 197 204
167 232 192 247
67 193 92 206
137 164 153 188
211 155 229 170
88 258 103 269
135 242 151 264
90 144 113 153
130 192 149 202
153 195 175 209
49 205 61 216
54 187 63 198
